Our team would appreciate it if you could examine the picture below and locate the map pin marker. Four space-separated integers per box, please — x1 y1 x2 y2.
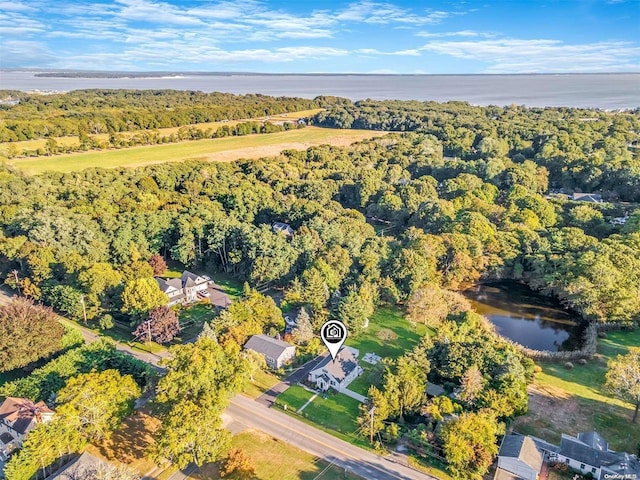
320 320 348 361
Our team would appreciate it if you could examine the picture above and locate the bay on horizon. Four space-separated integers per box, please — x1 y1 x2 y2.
1 71 639 110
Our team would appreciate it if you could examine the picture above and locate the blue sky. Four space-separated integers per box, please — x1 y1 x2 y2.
1 0 639 73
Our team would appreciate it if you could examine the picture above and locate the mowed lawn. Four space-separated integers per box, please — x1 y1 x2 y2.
512 328 640 452
6 127 385 174
346 306 432 396
242 369 281 400
192 430 363 480
301 392 362 435
277 385 315 411
176 302 217 341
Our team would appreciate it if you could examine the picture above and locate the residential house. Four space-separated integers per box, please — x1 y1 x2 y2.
48 451 110 479
155 270 230 308
0 397 54 458
308 347 362 392
572 192 603 203
541 431 640 480
494 434 543 480
426 382 446 397
272 221 294 237
244 334 296 369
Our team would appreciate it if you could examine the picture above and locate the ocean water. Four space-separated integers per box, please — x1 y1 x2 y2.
1 71 639 109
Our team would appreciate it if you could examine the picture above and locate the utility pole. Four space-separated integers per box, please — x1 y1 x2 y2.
80 294 87 323
12 270 21 295
369 406 376 445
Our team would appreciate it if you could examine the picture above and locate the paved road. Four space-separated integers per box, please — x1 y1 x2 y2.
56 316 170 369
256 353 328 406
228 395 437 480
36 309 434 480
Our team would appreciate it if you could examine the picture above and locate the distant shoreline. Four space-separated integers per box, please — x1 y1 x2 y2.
3 71 638 109
25 71 640 79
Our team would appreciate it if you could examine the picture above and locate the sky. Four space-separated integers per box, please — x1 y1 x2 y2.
0 0 639 73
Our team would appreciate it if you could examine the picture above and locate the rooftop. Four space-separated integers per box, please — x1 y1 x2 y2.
498 434 543 472
313 347 359 382
245 334 295 360
0 397 54 435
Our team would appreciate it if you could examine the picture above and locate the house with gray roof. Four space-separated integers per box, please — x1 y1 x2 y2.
272 221 294 237
308 347 362 392
494 434 543 480
155 270 230 308
244 334 296 369
541 431 640 480
572 192 603 203
0 397 54 458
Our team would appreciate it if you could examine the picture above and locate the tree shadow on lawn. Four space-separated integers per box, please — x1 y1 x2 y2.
91 408 161 466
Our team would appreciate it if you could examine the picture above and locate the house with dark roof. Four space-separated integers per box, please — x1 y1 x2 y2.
308 347 362 392
541 431 640 480
0 397 54 458
272 221 294 237
244 334 296 369
155 270 230 308
494 434 543 480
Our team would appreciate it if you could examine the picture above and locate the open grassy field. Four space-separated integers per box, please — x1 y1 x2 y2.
5 126 385 174
191 430 363 480
0 108 324 153
346 306 432 360
512 328 640 452
176 302 216 341
277 385 315 411
242 369 281 400
300 392 362 436
345 306 432 396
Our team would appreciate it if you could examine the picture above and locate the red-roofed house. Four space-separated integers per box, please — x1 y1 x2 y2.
0 397 54 457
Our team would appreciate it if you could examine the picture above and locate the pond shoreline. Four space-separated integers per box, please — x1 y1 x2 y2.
462 279 587 353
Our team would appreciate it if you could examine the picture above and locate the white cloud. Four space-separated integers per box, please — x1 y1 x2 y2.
417 30 492 38
356 48 421 56
114 0 205 26
1 40 54 65
337 1 466 25
0 10 47 37
420 39 640 72
0 1 38 12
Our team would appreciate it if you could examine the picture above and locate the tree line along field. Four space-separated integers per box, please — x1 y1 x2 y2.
0 95 639 480
3 127 385 174
0 108 325 154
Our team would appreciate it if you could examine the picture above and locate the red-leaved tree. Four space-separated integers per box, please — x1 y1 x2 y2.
148 254 168 276
133 306 180 344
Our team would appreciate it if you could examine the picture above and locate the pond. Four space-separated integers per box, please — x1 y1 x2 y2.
462 281 583 352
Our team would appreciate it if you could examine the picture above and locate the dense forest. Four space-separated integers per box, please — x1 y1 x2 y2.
313 100 640 201
2 132 638 327
1 97 639 479
0 89 344 141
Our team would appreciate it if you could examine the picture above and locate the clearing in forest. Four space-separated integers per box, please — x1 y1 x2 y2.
5 127 386 174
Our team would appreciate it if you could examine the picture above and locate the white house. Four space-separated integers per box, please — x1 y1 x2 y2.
495 434 543 480
541 431 640 480
244 334 296 369
156 271 230 308
308 347 362 392
0 397 54 458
